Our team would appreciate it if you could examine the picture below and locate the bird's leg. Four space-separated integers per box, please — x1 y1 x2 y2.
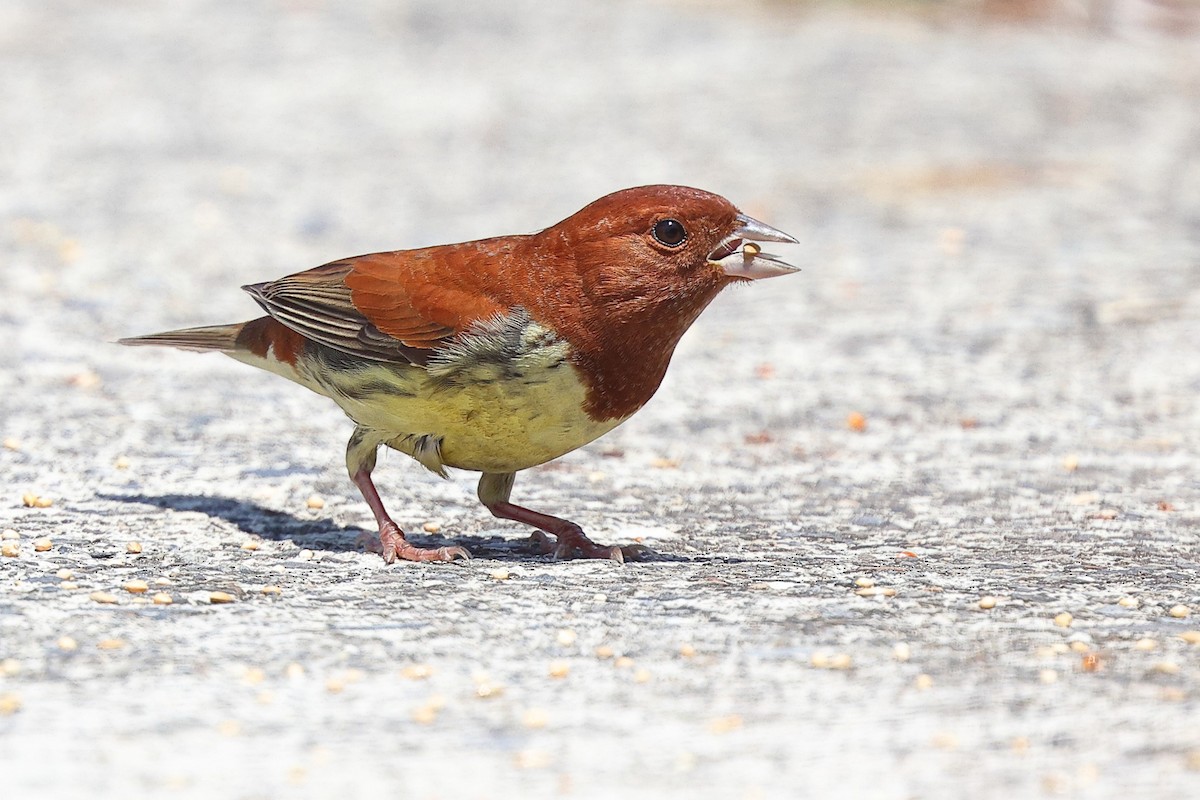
477 472 646 563
347 427 469 563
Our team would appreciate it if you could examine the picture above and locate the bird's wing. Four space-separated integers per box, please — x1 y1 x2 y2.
243 250 507 365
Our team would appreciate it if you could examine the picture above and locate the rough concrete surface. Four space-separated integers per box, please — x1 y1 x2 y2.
2 1 1199 798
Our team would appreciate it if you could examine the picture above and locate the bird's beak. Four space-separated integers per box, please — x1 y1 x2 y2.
709 213 800 280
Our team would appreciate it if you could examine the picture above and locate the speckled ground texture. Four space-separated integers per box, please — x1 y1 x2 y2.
2 0 1200 798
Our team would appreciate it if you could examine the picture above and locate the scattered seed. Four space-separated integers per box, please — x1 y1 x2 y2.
411 704 438 724
856 586 896 597
399 664 433 681
1012 737 1030 753
548 660 570 679
209 591 235 604
475 681 504 699
1 529 18 540
240 540 260 551
325 677 345 694
97 638 125 650
151 593 173 605
1117 596 1139 609
0 693 21 715
1069 641 1091 653
154 577 171 586
257 690 275 705
0 659 20 677
1061 454 1079 472
1168 605 1191 619
32 537 52 552
285 663 304 679
854 577 874 588
123 580 149 594
846 411 867 432
679 643 696 658
1134 638 1158 651
305 494 325 510
296 549 314 561
1179 631 1200 645
708 715 743 734
1054 612 1073 628
1187 751 1200 772
2 437 20 451
21 493 52 508
55 568 73 580
422 522 441 533
1152 661 1181 675
892 642 912 662
514 749 552 770
126 541 143 554
633 667 652 683
89 591 118 605
522 708 549 729
1 542 19 557
261 585 282 595
242 667 266 685
978 595 998 610
489 568 510 580
594 645 614 659
60 582 78 590
57 636 78 651
1039 669 1058 684
556 629 577 647
651 457 680 469
614 656 635 669
915 674 934 690
1092 508 1118 520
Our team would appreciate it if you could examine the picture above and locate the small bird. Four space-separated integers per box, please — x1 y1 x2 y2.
121 185 798 563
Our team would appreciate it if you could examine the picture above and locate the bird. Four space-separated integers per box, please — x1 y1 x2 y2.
120 185 798 564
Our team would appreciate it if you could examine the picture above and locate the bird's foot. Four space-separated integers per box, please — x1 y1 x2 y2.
367 522 470 564
528 530 651 563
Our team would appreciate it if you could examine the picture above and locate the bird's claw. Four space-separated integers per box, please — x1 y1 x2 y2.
528 531 648 563
374 523 470 564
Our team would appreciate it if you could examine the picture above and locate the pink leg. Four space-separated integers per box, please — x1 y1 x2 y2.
351 468 469 564
486 500 628 562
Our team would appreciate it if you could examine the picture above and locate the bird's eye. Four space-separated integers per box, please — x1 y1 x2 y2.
652 219 687 247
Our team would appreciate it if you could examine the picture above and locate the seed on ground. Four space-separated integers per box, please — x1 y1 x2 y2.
411 704 437 724
0 659 20 677
114 456 131 469
1133 638 1158 651
1168 605 1191 619
1180 631 1200 645
594 645 614 659
474 681 504 699
0 693 21 715
123 580 149 594
2 437 20 451
679 643 696 658
548 660 570 678
1039 669 1059 684
522 708 549 729
400 664 433 680
1 542 19 557
305 495 325 510
489 568 510 580
614 656 635 669
1 529 18 540
55 568 73 580
633 668 652 683
893 642 912 662
855 577 875 589
97 639 125 650
325 677 345 694
707 715 743 734
285 663 305 679
296 549 314 561
422 521 440 533
209 591 235 604
240 539 260 551
152 593 173 605
89 591 118 604
22 493 52 508
978 596 998 610
126 541 142 554
1054 612 1073 628
556 629 577 646
1117 596 1139 608
60 582 78 590
915 674 934 690
261 585 282 595
846 411 867 432
32 538 52 552
57 636 78 651
1153 661 1181 675
1069 641 1090 653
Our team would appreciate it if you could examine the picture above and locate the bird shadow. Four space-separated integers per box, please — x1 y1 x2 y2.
97 493 699 563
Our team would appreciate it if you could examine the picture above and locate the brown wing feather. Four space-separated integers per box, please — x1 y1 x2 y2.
243 247 511 365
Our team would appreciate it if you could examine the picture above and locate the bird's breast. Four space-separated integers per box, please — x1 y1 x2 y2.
304 310 629 473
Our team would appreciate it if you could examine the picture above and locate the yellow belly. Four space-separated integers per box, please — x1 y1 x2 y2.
250 317 630 474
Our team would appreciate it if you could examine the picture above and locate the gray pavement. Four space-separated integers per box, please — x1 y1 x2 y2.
2 1 1199 798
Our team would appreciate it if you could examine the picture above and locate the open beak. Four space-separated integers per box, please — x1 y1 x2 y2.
709 213 800 280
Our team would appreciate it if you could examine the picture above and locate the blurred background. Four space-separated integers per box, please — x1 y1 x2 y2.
2 1 1199 798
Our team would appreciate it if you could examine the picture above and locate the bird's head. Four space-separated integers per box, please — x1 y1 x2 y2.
542 185 798 302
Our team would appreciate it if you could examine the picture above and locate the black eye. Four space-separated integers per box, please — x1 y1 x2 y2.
652 219 687 247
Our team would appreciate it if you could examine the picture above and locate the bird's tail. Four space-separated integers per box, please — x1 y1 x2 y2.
117 323 246 352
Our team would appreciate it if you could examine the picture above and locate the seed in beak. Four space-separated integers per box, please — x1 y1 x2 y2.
743 242 761 257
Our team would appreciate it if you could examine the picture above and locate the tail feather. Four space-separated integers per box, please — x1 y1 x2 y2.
118 323 246 353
